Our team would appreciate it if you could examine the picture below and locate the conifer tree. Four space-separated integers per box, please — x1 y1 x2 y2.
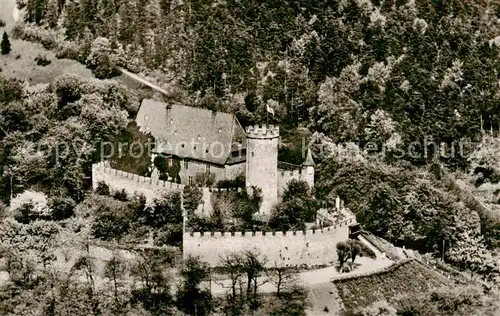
34 0 43 25
46 0 59 28
1 32 11 55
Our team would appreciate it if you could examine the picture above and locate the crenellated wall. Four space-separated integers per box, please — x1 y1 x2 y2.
183 217 356 267
92 162 185 200
277 167 314 196
92 163 242 212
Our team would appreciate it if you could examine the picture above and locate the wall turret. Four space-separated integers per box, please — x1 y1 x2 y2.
245 125 279 216
302 148 315 189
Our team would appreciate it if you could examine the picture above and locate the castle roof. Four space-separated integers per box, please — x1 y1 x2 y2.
136 99 246 165
302 148 315 166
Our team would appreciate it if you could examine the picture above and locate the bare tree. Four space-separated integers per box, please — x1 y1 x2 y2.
218 252 245 316
267 262 298 297
241 250 268 311
104 250 126 304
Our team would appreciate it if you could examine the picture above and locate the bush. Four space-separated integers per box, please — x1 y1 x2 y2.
216 174 246 188
0 19 5 27
95 181 110 196
35 54 51 66
55 41 81 60
91 201 132 241
86 37 119 79
113 189 129 201
12 24 56 49
48 196 76 220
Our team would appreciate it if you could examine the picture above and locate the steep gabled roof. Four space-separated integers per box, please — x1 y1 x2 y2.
303 148 315 166
135 99 246 165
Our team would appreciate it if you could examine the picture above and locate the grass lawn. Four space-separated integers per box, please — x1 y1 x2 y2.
0 38 94 84
0 2 91 84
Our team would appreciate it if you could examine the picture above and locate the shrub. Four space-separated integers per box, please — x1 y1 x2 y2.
92 202 131 241
55 41 81 60
216 174 246 188
35 54 51 66
95 181 110 196
86 37 118 79
195 171 216 187
12 24 56 49
10 191 52 223
48 196 76 220
113 189 129 201
0 19 5 27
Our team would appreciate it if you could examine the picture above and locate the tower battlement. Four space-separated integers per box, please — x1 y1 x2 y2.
246 125 279 138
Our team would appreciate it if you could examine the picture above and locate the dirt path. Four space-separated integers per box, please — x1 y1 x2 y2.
117 67 172 96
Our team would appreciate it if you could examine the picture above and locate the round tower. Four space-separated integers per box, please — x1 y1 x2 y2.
245 125 279 217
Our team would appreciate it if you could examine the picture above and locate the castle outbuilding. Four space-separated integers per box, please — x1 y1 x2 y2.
134 99 315 215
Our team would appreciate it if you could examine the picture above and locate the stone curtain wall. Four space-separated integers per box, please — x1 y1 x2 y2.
92 162 186 200
277 167 314 196
92 163 242 213
183 218 355 267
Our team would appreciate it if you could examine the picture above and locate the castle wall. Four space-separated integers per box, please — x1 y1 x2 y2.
183 217 355 267
179 160 225 185
224 162 246 180
277 167 315 196
92 162 185 201
194 187 245 218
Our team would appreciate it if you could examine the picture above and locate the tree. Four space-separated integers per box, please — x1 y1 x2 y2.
219 252 245 315
269 179 316 231
48 195 76 220
346 239 361 263
104 251 126 305
45 0 59 28
336 241 350 271
130 249 174 315
91 196 132 241
183 186 202 221
86 37 118 79
241 250 268 310
195 171 216 187
1 32 11 55
267 263 297 297
177 255 213 315
34 0 43 24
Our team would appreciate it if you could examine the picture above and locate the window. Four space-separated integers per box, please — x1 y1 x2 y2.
188 176 193 186
206 165 211 172
184 160 188 169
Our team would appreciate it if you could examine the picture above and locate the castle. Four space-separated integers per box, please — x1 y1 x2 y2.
134 99 315 216
92 99 357 267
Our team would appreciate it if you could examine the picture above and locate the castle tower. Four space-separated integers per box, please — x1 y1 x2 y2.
245 125 279 217
302 148 315 189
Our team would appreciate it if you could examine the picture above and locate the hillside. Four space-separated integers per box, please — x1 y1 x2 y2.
334 258 500 315
334 259 452 310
